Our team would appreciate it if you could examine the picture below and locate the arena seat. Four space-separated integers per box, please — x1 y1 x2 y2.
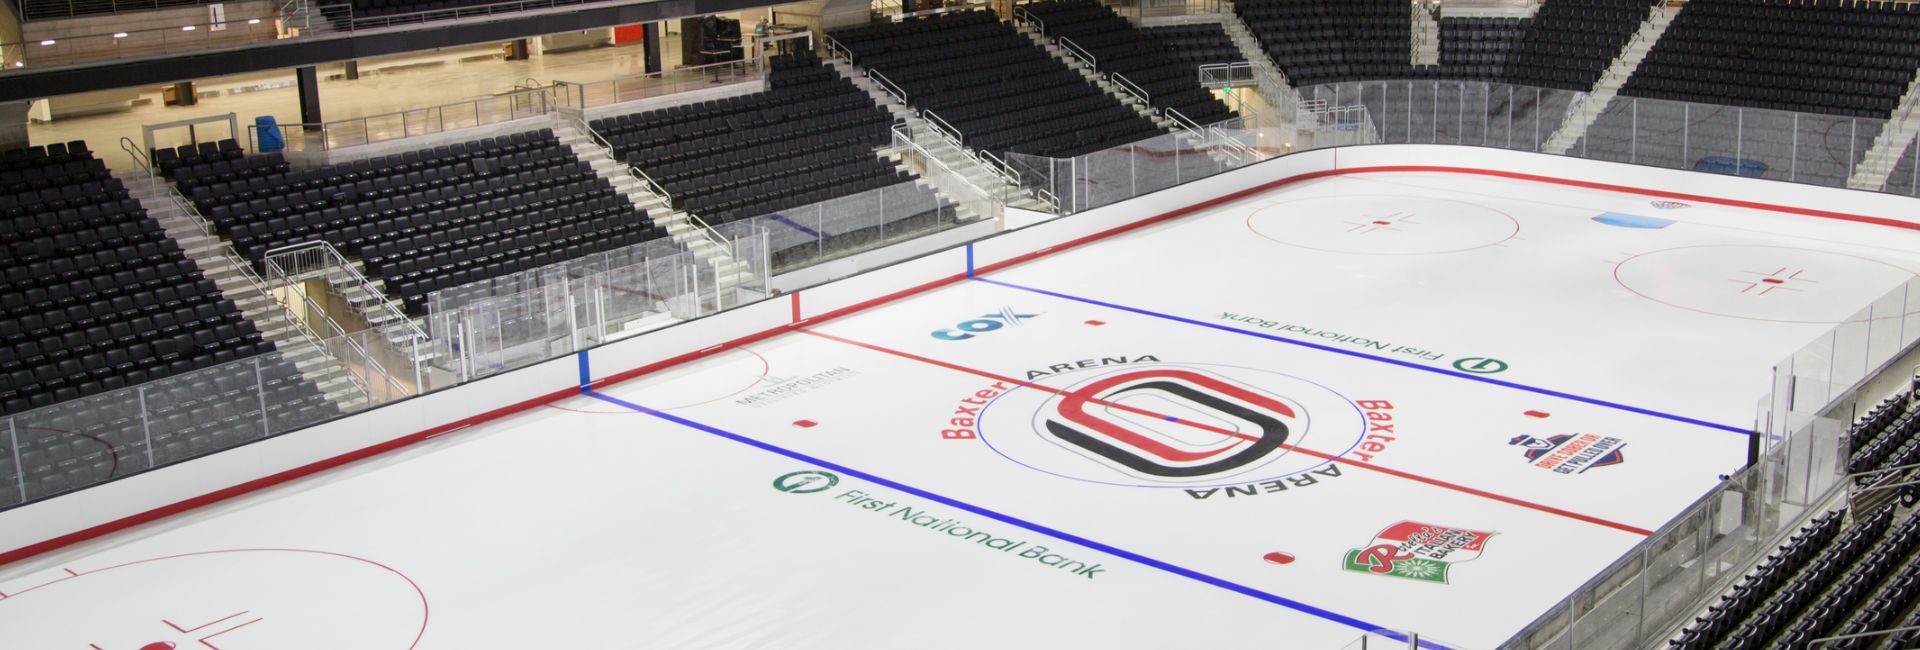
1140 24 1239 70
831 8 1164 159
1018 0 1234 126
167 129 667 315
1623 0 1920 118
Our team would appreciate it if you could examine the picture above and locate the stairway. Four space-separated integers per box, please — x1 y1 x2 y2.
1219 11 1304 127
1847 78 1920 191
1018 30 1184 132
824 57 1047 212
123 172 369 411
1412 4 1441 66
1541 3 1678 155
553 115 751 317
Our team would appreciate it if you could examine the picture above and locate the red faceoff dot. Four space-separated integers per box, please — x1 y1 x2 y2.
141 643 177 650
1084 320 1106 326
1761 278 1785 284
1262 551 1295 565
1524 410 1551 419
1372 220 1392 225
792 420 817 428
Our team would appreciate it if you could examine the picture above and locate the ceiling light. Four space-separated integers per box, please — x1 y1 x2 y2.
247 18 260 24
113 32 128 38
39 39 54 46
182 25 196 31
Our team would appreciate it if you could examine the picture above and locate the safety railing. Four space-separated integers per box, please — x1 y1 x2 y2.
554 59 760 110
1006 114 1269 215
263 241 423 395
923 109 965 149
1110 71 1151 107
246 86 554 152
0 14 279 70
1508 275 1920 650
709 178 977 276
825 34 855 63
1197 62 1255 89
1166 106 1202 136
869 68 909 106
309 0 600 32
1056 35 1098 70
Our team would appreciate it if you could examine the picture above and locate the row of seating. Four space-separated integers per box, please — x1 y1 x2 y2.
1 142 276 418
831 9 1164 159
169 129 667 315
1017 0 1234 126
1235 0 1415 86
1502 0 1655 91
1439 17 1528 80
1140 24 1239 69
1625 0 1920 118
1673 506 1892 649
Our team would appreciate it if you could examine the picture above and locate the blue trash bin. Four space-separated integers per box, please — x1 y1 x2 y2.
255 116 285 153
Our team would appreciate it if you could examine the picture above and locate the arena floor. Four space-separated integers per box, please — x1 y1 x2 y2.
5 171 1919 649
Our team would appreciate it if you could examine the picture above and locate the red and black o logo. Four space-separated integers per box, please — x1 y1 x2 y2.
1029 366 1310 485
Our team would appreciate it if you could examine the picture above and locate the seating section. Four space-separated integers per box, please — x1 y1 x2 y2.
1439 17 1528 80
1018 0 1234 126
0 142 279 418
1501 0 1652 91
1234 0 1415 86
1140 24 1240 69
595 53 917 227
20 0 218 20
1623 0 1920 118
832 9 1164 158
1673 381 1920 649
168 130 666 315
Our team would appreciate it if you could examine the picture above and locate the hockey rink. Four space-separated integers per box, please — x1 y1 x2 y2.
3 169 1919 649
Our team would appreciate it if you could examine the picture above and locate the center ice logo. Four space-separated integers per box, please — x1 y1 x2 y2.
1038 367 1302 482
1342 521 1495 584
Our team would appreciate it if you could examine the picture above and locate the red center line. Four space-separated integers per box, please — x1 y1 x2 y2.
799 329 1654 537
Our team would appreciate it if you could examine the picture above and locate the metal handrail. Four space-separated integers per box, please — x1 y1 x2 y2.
0 15 279 70
1111 72 1151 106
889 122 995 202
265 257 384 400
265 241 417 399
824 34 854 63
975 148 1020 187
311 0 600 32
868 69 909 105
1015 6 1046 34
270 240 428 343
119 137 149 174
1166 106 1203 137
1057 36 1097 70
923 109 965 149
1198 62 1255 88
558 59 759 111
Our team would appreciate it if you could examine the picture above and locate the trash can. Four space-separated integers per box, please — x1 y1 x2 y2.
255 116 285 153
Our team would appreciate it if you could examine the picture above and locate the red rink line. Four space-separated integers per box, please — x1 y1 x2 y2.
2 161 1891 567
800 329 1655 537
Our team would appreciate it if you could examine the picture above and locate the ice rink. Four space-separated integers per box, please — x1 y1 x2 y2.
5 169 1919 649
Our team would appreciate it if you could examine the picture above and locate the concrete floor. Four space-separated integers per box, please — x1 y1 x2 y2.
25 26 744 173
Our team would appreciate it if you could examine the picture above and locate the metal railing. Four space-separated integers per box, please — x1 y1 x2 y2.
554 59 761 110
20 0 229 20
1198 62 1256 89
263 242 417 400
309 0 601 32
923 109 965 149
869 69 909 105
248 85 553 152
1056 35 1098 70
825 34 855 63
1166 106 1203 136
1111 71 1151 107
0 15 279 69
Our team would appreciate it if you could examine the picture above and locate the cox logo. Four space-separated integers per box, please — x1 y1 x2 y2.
932 307 1040 341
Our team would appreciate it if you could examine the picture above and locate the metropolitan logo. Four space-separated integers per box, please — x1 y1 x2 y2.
1343 521 1495 584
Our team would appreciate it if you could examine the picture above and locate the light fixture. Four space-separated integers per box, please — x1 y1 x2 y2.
182 25 196 31
12 62 22 68
39 39 54 46
247 18 260 24
113 32 128 38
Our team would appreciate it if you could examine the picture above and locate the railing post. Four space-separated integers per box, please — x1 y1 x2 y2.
255 356 271 435
8 418 25 503
137 385 155 467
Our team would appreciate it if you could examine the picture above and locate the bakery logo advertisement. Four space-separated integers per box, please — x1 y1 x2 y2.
1342 521 1495 584
1508 433 1627 474
1649 200 1692 210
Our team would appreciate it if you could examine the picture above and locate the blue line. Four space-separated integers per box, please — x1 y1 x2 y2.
768 213 829 240
973 276 1752 436
583 389 1450 649
577 350 591 391
966 243 975 278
